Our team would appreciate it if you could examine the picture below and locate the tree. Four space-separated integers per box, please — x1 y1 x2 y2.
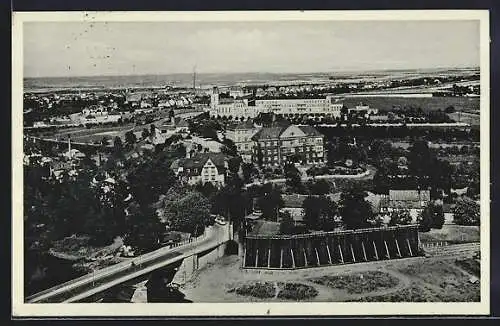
429 202 445 229
127 154 178 206
213 176 249 231
125 131 137 146
142 128 150 139
256 186 284 221
339 190 373 229
163 191 213 236
417 205 433 232
241 162 257 182
453 197 480 226
221 138 238 156
408 140 433 184
302 196 338 231
308 179 330 195
256 144 264 167
279 212 295 235
124 201 164 253
113 136 124 156
445 106 455 114
227 156 242 174
418 201 444 231
284 163 304 194
388 209 412 226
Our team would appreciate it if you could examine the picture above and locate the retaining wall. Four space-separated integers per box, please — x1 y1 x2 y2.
243 225 420 269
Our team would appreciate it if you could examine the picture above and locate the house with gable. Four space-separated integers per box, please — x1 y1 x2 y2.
170 152 230 187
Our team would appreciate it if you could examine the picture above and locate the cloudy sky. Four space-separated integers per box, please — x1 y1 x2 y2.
23 20 480 77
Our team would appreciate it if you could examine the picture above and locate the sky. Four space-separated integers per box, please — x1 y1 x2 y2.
23 20 480 78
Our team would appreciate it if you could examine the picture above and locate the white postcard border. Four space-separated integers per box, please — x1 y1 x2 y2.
12 10 490 317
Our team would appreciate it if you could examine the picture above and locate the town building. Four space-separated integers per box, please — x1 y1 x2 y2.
379 189 431 222
251 124 325 166
254 96 343 118
208 87 343 119
347 103 379 117
170 152 230 187
225 120 262 163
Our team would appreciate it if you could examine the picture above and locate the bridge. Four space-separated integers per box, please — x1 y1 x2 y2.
26 224 233 303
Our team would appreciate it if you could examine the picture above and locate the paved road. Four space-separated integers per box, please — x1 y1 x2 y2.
27 224 229 303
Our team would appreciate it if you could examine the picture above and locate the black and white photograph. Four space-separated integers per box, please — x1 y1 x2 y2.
12 10 490 316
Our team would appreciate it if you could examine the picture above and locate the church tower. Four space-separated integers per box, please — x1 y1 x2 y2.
210 87 220 111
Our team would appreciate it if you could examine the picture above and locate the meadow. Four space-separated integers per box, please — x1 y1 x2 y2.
342 96 479 112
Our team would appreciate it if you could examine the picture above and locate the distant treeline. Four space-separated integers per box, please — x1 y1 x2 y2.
317 125 479 142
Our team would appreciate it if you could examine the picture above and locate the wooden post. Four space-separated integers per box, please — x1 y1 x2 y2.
290 248 296 268
338 244 344 264
350 244 356 263
395 239 402 258
243 247 247 268
373 241 379 260
407 238 413 257
361 242 368 261
384 240 390 259
315 248 321 266
267 247 271 268
255 249 259 267
280 248 283 268
326 244 333 264
303 248 308 267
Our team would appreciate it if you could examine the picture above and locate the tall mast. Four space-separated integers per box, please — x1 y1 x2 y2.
193 64 197 92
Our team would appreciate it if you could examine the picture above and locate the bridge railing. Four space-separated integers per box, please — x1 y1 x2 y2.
26 225 224 303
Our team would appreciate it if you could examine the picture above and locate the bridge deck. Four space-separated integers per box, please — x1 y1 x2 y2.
27 224 230 303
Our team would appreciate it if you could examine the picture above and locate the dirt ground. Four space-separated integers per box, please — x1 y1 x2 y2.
181 251 480 303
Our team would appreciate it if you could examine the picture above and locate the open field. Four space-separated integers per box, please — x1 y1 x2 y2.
342 96 479 112
181 249 480 302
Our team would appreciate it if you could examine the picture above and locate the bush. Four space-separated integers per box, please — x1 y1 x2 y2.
276 283 318 300
453 197 480 226
309 271 400 294
229 282 276 299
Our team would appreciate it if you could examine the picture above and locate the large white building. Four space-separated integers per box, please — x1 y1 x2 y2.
208 87 343 119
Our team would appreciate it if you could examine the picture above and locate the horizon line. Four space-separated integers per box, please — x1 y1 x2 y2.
24 65 480 80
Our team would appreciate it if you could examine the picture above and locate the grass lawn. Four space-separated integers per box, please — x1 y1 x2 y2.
419 225 480 244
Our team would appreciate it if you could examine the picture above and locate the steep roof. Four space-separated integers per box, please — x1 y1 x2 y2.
227 119 255 131
251 126 284 141
297 125 323 137
177 152 229 172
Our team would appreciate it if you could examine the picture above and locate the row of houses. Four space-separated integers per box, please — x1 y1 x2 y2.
269 189 434 227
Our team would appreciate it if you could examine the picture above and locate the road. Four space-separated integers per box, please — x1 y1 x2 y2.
27 224 229 303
